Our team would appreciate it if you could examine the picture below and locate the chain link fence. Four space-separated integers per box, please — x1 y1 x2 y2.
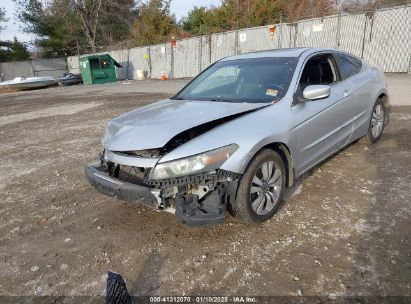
65 4 410 80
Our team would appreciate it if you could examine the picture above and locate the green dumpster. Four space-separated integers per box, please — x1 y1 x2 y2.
79 54 122 85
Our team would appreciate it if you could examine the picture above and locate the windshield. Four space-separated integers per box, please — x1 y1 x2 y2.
173 57 298 103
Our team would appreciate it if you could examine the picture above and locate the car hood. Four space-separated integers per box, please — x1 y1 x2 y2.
102 98 268 151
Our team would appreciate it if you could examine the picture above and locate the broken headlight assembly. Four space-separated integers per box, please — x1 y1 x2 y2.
149 144 239 180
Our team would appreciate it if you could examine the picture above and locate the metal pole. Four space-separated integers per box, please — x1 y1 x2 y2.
170 44 174 79
235 21 239 55
408 52 411 74
368 11 375 42
198 25 203 73
336 12 341 48
29 60 36 77
293 23 298 47
278 13 283 49
360 15 368 59
126 48 130 80
208 32 212 65
148 46 152 79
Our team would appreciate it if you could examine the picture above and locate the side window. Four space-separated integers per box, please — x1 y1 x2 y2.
337 54 362 79
299 55 338 92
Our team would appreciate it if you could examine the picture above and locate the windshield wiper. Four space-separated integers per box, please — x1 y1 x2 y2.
209 98 256 103
172 96 185 100
209 98 234 103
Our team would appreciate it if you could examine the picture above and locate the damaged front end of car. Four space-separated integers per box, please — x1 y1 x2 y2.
84 97 271 226
84 145 241 227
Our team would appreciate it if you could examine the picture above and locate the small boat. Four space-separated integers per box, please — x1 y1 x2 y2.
58 72 83 86
0 76 57 90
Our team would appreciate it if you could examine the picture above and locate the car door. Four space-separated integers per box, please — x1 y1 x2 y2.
335 53 371 139
291 53 357 176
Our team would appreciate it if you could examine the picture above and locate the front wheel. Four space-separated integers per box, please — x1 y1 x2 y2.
362 98 386 144
231 149 285 224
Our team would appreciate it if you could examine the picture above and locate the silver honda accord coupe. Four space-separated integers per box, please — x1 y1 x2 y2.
85 47 389 227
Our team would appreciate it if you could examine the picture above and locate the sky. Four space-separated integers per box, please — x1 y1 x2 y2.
0 0 222 43
171 0 221 19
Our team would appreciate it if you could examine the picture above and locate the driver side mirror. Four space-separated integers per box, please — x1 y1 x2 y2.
302 85 331 101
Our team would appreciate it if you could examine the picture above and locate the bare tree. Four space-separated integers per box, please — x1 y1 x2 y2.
71 0 103 53
0 7 8 32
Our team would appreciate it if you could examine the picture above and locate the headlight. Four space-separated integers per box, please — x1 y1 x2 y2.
150 144 238 180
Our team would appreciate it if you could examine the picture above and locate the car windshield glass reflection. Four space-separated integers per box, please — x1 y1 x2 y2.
174 57 298 103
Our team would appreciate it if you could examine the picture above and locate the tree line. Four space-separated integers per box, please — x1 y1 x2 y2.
0 0 409 61
0 7 30 62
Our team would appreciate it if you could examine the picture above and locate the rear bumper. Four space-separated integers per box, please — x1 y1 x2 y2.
84 164 158 208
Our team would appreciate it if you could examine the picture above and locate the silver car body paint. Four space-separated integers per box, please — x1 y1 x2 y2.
101 48 388 180
302 85 331 100
102 98 268 151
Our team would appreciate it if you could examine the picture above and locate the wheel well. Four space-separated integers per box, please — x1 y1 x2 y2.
378 93 389 124
378 93 388 105
226 142 295 212
263 142 294 188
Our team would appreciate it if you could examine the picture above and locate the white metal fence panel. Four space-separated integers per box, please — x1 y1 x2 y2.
67 56 80 74
210 31 237 62
362 6 411 72
278 23 296 48
150 43 172 79
31 58 67 79
296 15 339 48
0 61 34 81
0 58 67 81
238 26 277 54
174 37 200 78
109 49 130 79
128 47 150 79
200 35 212 72
339 13 367 58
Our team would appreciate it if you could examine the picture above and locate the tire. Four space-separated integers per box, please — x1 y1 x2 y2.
231 149 286 224
361 98 386 144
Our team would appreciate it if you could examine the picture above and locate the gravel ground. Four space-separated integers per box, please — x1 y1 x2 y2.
0 79 410 299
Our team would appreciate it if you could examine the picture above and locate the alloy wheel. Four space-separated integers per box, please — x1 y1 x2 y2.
249 161 282 216
371 104 384 138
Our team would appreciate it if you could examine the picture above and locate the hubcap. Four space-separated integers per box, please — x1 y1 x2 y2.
371 104 384 138
250 161 282 216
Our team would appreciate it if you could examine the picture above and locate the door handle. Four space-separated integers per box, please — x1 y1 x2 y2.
343 89 352 97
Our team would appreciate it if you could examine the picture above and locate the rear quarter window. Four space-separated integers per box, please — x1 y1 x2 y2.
336 54 362 79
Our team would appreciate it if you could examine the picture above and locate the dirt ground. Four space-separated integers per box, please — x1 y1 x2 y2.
0 79 410 300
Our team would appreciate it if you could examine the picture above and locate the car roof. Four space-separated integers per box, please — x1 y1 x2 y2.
221 47 339 61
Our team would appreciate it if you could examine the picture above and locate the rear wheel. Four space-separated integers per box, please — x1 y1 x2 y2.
231 149 285 224
362 98 386 144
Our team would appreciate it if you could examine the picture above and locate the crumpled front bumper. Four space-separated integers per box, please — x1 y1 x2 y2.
85 162 241 226
84 164 158 208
